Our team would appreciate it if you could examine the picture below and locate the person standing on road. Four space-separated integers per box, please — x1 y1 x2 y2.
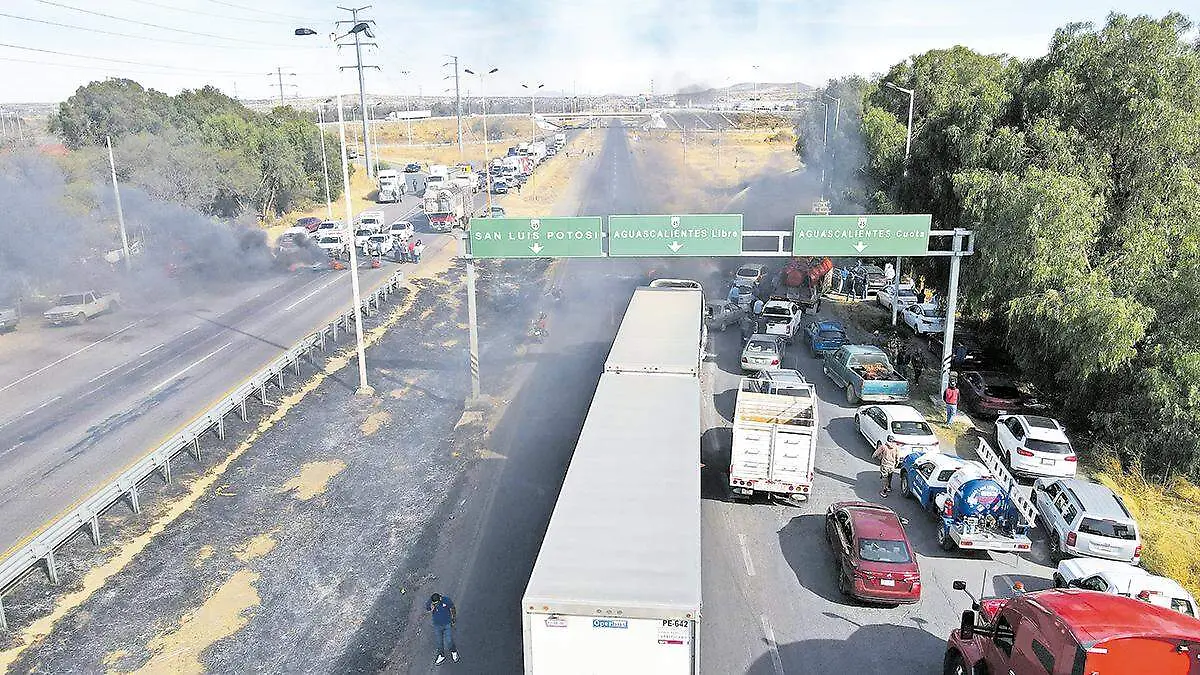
425 592 459 665
728 284 741 305
943 380 960 426
414 239 425 263
873 438 902 497
407 239 417 263
739 313 755 343
895 346 910 380
909 350 926 386
752 297 764 316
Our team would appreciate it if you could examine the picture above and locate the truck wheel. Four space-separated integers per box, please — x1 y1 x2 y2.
900 472 911 498
845 385 858 404
1053 573 1066 588
1048 536 1064 564
74 313 86 325
942 650 969 675
837 571 852 598
937 527 956 551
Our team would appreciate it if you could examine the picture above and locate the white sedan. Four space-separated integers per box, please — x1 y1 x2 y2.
995 414 1077 478
363 233 394 256
855 404 940 453
876 285 919 311
1054 558 1197 617
389 220 414 243
901 303 946 335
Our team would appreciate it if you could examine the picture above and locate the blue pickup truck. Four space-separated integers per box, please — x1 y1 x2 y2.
822 344 909 404
803 320 846 358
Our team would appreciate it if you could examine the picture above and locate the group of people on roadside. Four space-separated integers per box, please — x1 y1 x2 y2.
394 239 425 264
873 379 960 498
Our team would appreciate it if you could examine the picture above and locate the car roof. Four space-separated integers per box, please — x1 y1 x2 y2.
815 320 844 331
1058 479 1133 520
1015 415 1070 442
1024 590 1200 644
843 504 906 540
763 369 806 384
746 334 780 342
763 299 792 307
874 405 927 422
845 345 885 355
737 264 765 272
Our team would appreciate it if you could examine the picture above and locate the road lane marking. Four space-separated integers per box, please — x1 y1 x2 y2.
284 274 344 311
0 320 140 394
22 396 62 416
139 343 164 357
181 326 198 337
760 615 785 675
0 441 25 460
738 533 756 577
88 364 123 383
150 341 232 392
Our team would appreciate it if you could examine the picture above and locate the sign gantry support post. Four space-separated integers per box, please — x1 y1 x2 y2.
939 228 970 395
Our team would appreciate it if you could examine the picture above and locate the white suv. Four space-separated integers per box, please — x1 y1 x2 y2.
1033 478 1142 564
995 415 1077 478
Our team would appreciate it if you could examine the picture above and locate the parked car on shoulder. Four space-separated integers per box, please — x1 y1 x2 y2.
44 291 120 325
486 205 506 218
825 501 921 605
734 263 767 288
492 178 509 194
740 334 785 373
900 302 945 335
404 162 422 173
295 216 323 233
803 320 846 358
876 284 918 311
959 370 1030 417
1054 558 1197 618
928 328 987 368
1033 477 1142 564
995 414 1077 478
855 405 940 455
850 265 889 297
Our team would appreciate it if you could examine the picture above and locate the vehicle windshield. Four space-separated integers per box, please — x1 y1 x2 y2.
1079 517 1137 540
1172 598 1196 617
984 384 1021 399
355 229 371 237
746 340 776 353
736 267 758 278
319 237 339 245
58 294 87 305
892 421 933 436
921 307 942 318
763 307 792 318
1026 439 1073 455
898 289 918 299
818 330 845 340
858 538 911 563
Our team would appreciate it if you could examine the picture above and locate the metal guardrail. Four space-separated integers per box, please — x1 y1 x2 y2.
0 269 406 630
975 437 1039 527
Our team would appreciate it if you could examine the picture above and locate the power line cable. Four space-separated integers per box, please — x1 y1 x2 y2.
0 54 255 78
0 41 275 75
31 0 313 47
119 0 302 25
203 0 323 23
0 10 315 50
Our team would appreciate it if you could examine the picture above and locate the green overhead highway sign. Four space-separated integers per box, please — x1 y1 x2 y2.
468 216 604 258
608 214 743 256
792 214 933 256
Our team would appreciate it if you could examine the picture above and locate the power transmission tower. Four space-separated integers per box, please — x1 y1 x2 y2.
270 67 298 106
444 55 463 160
336 5 381 178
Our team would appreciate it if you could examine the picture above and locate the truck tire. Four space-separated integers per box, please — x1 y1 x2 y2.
74 312 86 325
942 650 970 675
937 527 956 551
1048 536 1064 564
1053 572 1066 588
837 571 852 598
845 385 858 405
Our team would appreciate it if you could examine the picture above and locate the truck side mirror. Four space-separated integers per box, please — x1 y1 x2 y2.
959 610 976 640
952 580 967 591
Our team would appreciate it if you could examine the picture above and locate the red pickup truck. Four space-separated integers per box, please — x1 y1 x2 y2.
946 583 1200 674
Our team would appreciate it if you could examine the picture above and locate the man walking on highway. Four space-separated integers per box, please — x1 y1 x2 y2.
414 239 425 263
943 379 960 426
425 592 459 665
873 438 902 497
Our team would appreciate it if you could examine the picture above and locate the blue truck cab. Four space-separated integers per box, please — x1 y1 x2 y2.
804 320 846 358
899 451 980 510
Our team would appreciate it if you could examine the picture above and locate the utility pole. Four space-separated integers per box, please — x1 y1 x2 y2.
445 55 464 161
105 136 131 272
336 5 380 178
271 67 297 106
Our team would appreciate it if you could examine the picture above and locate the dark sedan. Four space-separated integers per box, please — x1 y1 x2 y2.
928 329 988 368
404 162 422 173
295 216 322 233
959 370 1031 417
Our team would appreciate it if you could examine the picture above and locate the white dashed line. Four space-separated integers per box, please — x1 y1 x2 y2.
150 341 232 392
88 364 123 383
760 615 784 675
22 396 61 417
738 533 756 577
0 320 140 393
139 342 164 357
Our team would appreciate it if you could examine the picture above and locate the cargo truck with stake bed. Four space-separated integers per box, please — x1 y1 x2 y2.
523 280 703 675
728 373 818 502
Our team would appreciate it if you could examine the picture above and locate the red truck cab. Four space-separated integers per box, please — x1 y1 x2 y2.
946 585 1200 674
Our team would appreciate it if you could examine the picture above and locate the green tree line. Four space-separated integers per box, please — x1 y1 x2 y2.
50 78 347 218
805 12 1200 480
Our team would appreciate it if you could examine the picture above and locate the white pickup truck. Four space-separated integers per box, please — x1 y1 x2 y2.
729 372 818 503
761 299 803 342
44 291 120 325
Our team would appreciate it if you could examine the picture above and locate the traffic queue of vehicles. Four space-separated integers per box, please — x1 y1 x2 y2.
715 259 1200 671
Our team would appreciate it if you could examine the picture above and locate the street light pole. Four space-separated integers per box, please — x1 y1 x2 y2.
297 24 374 396
885 81 914 176
462 66 498 402
105 136 131 272
316 104 334 221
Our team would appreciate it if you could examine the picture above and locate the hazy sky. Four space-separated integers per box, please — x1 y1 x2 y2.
0 0 1196 104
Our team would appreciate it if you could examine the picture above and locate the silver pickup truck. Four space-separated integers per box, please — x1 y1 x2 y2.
44 291 120 326
0 300 20 332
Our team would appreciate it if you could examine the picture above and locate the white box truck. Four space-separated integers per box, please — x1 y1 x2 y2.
728 374 818 502
522 280 704 675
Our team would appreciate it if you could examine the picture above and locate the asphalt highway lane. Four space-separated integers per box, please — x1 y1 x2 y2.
0 197 430 558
